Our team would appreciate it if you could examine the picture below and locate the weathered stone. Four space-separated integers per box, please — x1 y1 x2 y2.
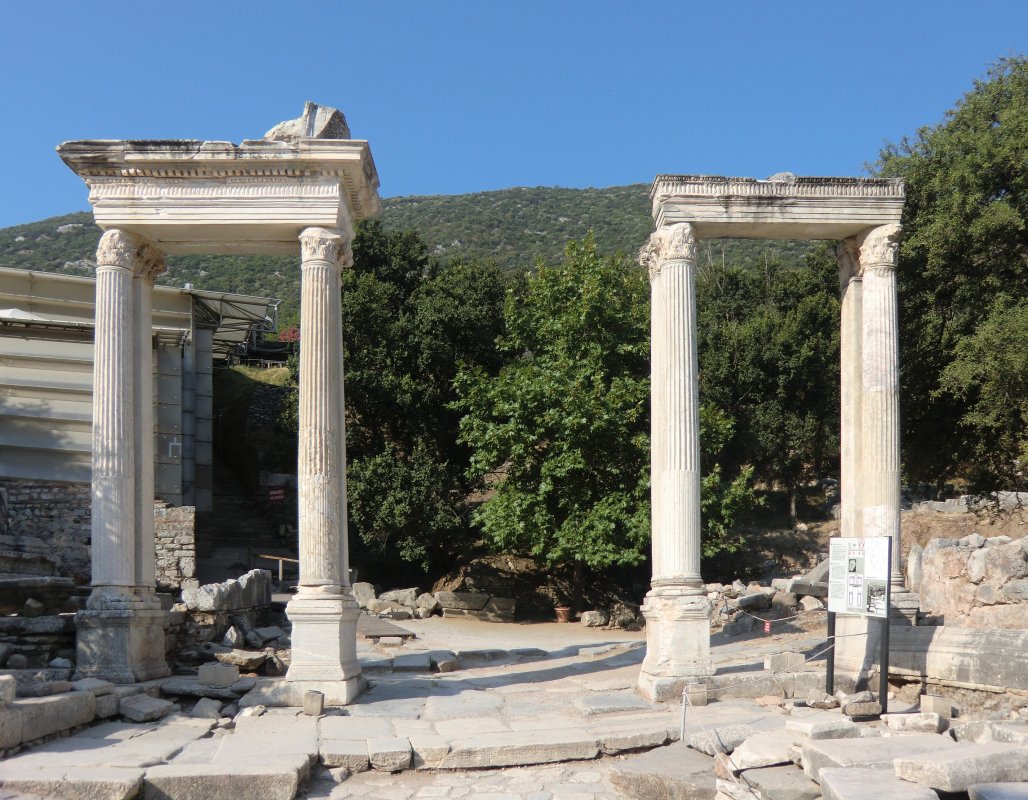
48 656 73 669
0 674 16 706
580 610 610 627
743 764 822 800
919 694 954 718
0 706 23 749
161 676 254 700
729 730 797 770
198 662 240 688
805 690 838 710
802 733 954 781
17 680 73 697
214 649 267 671
482 596 515 616
575 693 652 716
765 652 805 672
0 765 144 800
190 697 222 719
142 760 300 800
882 712 947 733
785 712 859 740
351 582 376 608
379 588 419 607
430 651 458 673
969 784 1028 800
736 592 771 612
367 737 412 771
303 690 324 716
688 725 760 756
989 721 1028 745
771 591 799 610
842 700 881 717
6 653 29 669
95 693 119 718
819 767 937 800
23 597 46 616
408 733 450 768
437 729 599 769
895 742 1028 792
609 742 716 800
72 677 114 696
120 694 175 722
716 777 762 799
254 626 286 643
392 653 432 672
433 591 490 611
264 101 351 143
799 596 824 611
320 738 370 771
415 593 441 612
14 691 95 741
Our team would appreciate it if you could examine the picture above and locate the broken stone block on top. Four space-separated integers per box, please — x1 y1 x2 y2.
198 662 240 688
802 733 954 781
688 724 759 756
893 742 1028 793
882 711 947 734
120 693 175 722
367 737 412 771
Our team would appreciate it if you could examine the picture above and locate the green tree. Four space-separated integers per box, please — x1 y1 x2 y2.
874 56 1028 492
697 245 841 524
284 220 510 574
454 237 757 600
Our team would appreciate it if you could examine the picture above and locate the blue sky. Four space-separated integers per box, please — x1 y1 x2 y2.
0 1 1025 227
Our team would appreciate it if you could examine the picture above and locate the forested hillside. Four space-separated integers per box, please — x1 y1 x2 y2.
0 184 813 323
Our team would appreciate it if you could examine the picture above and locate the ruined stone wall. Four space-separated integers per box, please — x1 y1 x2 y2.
910 534 1028 629
0 479 89 584
154 502 197 593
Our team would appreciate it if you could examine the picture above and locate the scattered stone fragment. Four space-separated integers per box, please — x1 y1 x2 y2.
352 582 376 608
431 651 458 673
214 649 267 671
882 712 947 734
198 662 240 688
120 693 175 723
799 596 824 611
367 737 412 771
254 626 286 643
819 766 938 800
580 610 610 627
743 764 822 800
688 724 760 756
806 690 839 710
238 704 265 717
894 742 1028 792
786 712 859 740
730 730 797 769
379 588 419 607
190 697 223 719
765 652 805 672
919 693 954 718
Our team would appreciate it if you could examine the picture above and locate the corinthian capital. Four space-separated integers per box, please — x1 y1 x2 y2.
95 229 166 280
640 223 696 281
300 227 350 266
858 224 902 272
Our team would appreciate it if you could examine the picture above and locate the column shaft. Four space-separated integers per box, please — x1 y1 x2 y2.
133 270 157 592
839 262 863 539
859 225 903 584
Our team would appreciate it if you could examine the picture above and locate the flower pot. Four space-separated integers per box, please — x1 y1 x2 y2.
554 606 571 623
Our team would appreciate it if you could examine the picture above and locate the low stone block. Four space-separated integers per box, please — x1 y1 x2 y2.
214 649 267 671
120 694 175 723
95 693 119 719
190 697 222 719
72 677 115 696
802 733 953 781
819 767 938 800
15 691 95 742
0 706 23 749
729 730 798 770
483 596 515 615
438 728 599 769
351 582 376 608
806 690 839 710
575 693 652 717
430 650 458 673
320 738 369 771
142 760 300 800
379 588 419 607
989 722 1028 745
969 783 1028 800
689 724 760 756
882 712 947 734
416 593 441 612
0 765 144 800
743 764 821 800
408 733 450 768
161 676 253 700
392 653 432 672
894 742 1028 793
367 736 412 771
17 680 74 698
433 591 490 611
786 712 859 741
609 742 716 800
0 675 15 706
198 662 240 688
919 695 953 720
764 652 805 672
319 715 393 739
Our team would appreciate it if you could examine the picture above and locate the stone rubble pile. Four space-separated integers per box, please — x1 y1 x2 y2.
611 692 1028 800
352 583 517 623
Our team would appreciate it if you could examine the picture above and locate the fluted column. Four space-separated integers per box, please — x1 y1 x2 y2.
836 241 863 539
858 224 903 586
637 223 713 701
285 227 364 698
76 230 170 683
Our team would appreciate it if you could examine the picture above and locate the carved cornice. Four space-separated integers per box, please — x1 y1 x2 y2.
859 224 902 272
651 174 905 202
300 227 349 265
95 229 165 279
640 223 696 281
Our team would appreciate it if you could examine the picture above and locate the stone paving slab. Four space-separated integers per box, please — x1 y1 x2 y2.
740 764 821 800
437 728 601 769
143 758 303 800
802 733 955 781
894 741 1028 793
819 766 938 800
0 764 143 800
608 741 716 800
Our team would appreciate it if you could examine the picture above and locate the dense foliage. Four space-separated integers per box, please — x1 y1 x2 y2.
875 56 1028 493
453 237 758 586
283 221 510 573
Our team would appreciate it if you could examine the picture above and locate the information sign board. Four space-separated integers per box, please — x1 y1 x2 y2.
827 537 890 618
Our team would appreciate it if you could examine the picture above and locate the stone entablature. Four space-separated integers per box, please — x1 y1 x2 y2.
57 138 380 255
651 173 904 239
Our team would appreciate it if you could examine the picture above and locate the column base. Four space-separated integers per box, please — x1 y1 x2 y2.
238 677 367 708
286 590 362 684
637 587 714 701
74 604 170 684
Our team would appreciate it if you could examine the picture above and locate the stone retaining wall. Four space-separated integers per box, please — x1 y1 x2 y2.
910 534 1027 629
0 479 89 584
154 503 197 593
